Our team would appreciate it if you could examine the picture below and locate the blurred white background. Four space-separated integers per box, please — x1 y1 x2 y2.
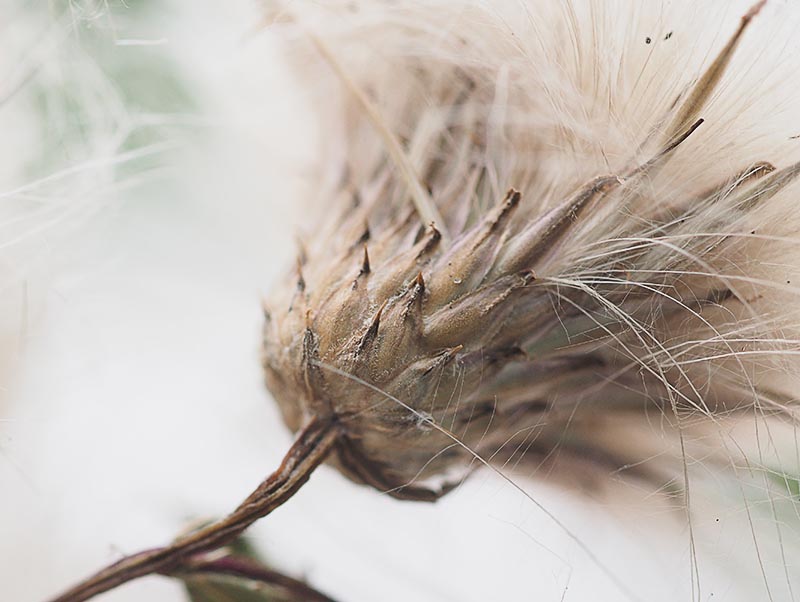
0 2 784 601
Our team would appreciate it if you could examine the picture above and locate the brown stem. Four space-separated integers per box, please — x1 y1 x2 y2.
175 554 340 602
47 417 341 602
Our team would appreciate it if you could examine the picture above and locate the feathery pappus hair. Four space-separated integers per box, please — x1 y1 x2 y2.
262 0 800 579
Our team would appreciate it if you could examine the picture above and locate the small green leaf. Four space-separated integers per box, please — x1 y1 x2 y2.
176 532 336 602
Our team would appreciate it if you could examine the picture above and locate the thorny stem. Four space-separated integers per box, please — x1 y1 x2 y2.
176 554 340 602
47 417 342 602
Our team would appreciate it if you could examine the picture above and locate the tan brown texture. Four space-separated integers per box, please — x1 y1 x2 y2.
262 0 800 501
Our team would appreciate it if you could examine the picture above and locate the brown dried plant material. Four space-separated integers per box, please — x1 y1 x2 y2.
48 418 339 602
180 535 339 602
48 1 800 600
262 119 713 500
262 0 793 499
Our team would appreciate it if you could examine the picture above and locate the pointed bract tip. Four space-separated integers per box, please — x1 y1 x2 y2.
744 0 767 22
669 118 704 152
372 298 388 328
361 245 371 275
357 298 389 353
504 188 522 207
749 161 776 176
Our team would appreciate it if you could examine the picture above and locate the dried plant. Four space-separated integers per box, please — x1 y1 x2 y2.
47 0 800 600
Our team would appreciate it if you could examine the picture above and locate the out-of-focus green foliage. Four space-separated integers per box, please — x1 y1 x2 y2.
19 0 196 180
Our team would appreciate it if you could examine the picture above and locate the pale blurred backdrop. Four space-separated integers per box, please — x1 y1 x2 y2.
0 2 787 601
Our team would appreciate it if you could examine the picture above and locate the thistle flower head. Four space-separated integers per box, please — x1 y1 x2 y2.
262 0 800 500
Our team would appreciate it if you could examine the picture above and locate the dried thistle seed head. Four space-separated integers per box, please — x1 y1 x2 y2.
263 0 800 500
263 189 541 497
